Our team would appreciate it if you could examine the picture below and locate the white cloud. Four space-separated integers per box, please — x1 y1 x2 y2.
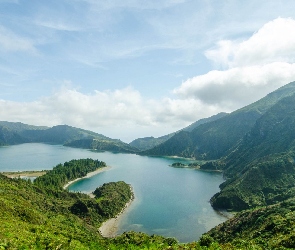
174 62 295 109
175 18 295 110
0 86 222 141
206 18 295 67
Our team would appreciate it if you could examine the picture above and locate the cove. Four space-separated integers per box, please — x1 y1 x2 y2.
0 143 226 242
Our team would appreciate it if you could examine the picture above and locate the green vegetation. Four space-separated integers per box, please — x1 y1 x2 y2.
170 162 202 169
93 181 133 218
206 198 295 249
211 151 295 211
0 173 107 249
171 162 186 168
34 158 106 190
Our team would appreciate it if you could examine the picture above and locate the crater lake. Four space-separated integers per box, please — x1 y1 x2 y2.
0 143 227 242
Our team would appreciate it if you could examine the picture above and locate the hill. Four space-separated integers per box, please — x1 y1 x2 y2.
129 112 227 151
142 81 295 159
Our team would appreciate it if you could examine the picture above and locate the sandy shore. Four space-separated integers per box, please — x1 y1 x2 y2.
63 166 112 189
99 188 135 238
1 170 47 178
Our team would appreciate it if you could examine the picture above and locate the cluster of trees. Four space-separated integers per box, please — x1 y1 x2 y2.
34 158 106 190
94 181 133 218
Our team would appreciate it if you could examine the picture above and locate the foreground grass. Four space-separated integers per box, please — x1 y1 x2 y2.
0 170 222 249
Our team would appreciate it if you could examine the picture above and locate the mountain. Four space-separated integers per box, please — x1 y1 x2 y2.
142 81 295 159
209 92 295 211
0 123 137 153
130 112 228 151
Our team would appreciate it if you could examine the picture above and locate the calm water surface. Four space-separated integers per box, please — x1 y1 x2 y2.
0 143 226 242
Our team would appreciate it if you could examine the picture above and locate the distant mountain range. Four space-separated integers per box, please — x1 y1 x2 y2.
0 122 138 153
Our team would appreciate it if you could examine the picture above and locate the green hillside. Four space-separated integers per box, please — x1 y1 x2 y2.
206 197 295 249
209 93 295 211
142 81 295 159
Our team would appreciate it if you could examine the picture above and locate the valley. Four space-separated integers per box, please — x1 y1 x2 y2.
1 81 295 248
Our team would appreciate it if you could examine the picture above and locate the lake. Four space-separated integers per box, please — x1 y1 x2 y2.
0 143 227 242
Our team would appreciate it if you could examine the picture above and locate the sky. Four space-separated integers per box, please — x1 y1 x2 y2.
1 0 295 142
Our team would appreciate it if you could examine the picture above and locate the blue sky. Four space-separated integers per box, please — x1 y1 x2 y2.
1 0 295 142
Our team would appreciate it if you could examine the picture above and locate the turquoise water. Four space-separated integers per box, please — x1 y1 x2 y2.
0 143 226 242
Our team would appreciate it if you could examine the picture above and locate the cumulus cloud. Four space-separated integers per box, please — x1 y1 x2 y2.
174 18 295 110
174 62 295 109
0 86 222 141
206 18 295 67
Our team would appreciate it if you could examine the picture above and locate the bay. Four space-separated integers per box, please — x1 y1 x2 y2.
0 143 226 242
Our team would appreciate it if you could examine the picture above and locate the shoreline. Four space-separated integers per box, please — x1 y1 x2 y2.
63 166 112 189
1 170 47 178
99 186 135 238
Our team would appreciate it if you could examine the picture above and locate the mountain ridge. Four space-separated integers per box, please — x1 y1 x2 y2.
141 81 295 160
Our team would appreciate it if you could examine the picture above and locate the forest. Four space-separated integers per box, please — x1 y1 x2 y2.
34 158 106 190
